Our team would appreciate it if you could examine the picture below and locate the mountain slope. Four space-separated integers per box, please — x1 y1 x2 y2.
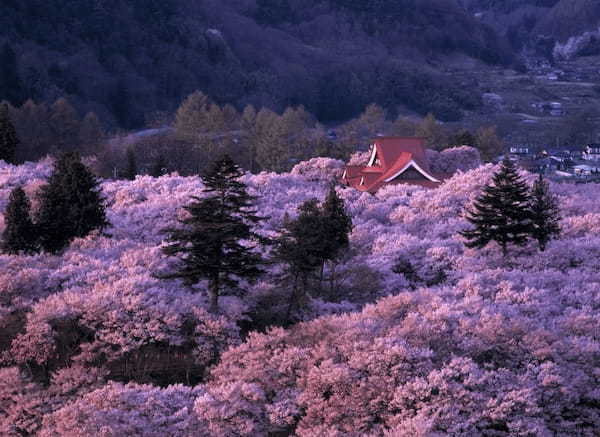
0 0 511 127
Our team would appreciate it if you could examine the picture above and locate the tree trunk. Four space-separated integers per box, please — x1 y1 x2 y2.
208 277 219 313
329 261 337 295
285 273 299 324
319 261 325 286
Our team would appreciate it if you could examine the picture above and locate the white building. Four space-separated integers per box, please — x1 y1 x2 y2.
510 146 530 155
574 164 600 176
583 145 600 161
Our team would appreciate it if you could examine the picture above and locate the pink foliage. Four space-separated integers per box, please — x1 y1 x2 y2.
1 157 600 435
426 146 481 174
40 382 205 437
290 157 344 182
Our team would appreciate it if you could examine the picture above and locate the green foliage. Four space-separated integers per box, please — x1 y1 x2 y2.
1 186 37 254
35 152 109 253
415 113 449 151
321 184 353 263
253 109 288 172
161 155 266 312
461 158 532 256
529 174 561 251
275 185 352 319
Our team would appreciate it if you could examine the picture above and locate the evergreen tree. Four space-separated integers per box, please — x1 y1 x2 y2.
35 152 108 253
124 146 138 180
529 174 561 251
275 186 352 319
1 186 37 254
0 103 19 163
320 184 352 286
161 155 265 313
460 158 532 256
275 199 326 321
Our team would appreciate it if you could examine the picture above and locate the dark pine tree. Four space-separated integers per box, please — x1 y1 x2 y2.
320 183 352 288
124 146 138 180
1 186 37 254
275 199 326 321
161 155 265 313
529 174 561 251
460 158 532 256
35 152 108 253
0 103 19 164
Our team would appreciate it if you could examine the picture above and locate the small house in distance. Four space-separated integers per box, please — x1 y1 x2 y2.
342 137 444 193
583 144 600 161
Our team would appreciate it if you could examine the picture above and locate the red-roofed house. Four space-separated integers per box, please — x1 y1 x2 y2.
342 137 444 193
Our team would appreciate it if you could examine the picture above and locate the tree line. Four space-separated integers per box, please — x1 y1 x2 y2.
1 90 506 178
120 91 505 179
0 99 105 164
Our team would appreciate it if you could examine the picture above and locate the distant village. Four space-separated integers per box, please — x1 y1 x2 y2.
505 144 600 183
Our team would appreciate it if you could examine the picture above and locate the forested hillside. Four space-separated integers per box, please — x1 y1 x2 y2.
0 0 510 128
465 0 600 56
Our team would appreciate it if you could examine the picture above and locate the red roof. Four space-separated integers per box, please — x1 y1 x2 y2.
342 137 445 193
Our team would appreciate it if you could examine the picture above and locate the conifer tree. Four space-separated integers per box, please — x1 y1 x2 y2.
320 183 352 286
529 174 561 251
275 199 325 321
35 152 108 253
161 155 265 313
461 158 532 256
0 103 19 164
1 186 37 254
124 146 137 180
275 186 352 319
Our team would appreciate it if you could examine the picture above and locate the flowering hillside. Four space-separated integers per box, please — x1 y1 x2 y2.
1 155 599 436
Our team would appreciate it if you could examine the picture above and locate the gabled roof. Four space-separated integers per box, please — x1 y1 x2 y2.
343 137 444 193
